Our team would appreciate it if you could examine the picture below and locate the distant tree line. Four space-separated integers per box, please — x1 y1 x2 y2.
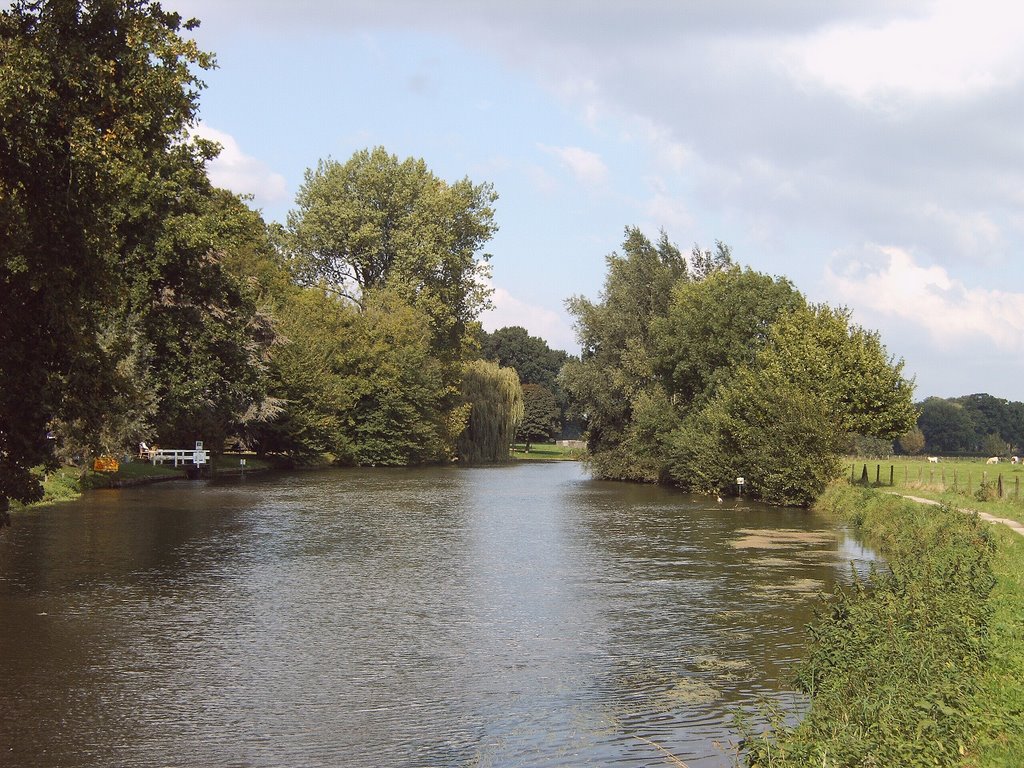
904 394 1024 456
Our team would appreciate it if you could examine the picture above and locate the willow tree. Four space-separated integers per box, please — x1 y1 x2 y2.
457 360 523 464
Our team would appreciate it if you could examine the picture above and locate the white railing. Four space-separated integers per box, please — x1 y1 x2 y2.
149 445 209 467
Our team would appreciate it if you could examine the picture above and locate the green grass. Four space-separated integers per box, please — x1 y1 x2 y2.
849 456 1024 526
510 442 583 461
968 526 1024 766
744 483 1024 766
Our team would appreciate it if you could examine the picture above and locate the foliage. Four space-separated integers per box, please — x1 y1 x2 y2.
478 325 574 434
479 326 569 391
669 365 842 506
918 396 983 454
252 286 463 466
285 146 497 358
457 360 523 464
651 266 801 408
516 384 561 450
746 485 997 765
896 425 926 455
562 227 694 480
0 0 216 506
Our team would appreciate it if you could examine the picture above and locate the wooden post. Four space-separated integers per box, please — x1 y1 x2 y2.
889 465 894 486
876 464 881 484
953 468 957 492
1016 476 1020 501
851 464 855 484
998 473 1004 498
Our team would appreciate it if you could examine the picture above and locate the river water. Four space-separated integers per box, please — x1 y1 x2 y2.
0 462 872 767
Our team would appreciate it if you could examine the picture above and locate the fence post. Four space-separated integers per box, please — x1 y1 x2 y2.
953 468 957 492
998 473 1004 498
850 464 855 484
876 464 881 484
889 465 894 486
1016 476 1020 501
861 464 869 485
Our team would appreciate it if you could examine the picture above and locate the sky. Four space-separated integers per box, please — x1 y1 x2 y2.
171 0 1024 401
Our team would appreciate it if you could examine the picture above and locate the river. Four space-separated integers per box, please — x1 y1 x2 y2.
0 461 873 767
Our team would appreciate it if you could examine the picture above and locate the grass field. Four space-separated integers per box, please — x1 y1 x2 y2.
510 442 584 461
849 455 1024 526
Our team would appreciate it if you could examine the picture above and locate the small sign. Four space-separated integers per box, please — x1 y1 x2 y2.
736 477 745 485
240 459 246 467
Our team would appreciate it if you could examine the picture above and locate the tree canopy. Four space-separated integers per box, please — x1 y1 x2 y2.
564 227 916 505
285 147 497 358
0 0 220 506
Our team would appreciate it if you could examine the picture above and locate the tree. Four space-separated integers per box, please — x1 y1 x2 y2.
517 384 560 451
285 147 497 358
896 426 926 455
562 227 694 479
651 267 802 409
479 326 568 392
666 304 915 506
478 325 573 434
457 360 522 464
917 397 975 454
0 0 215 508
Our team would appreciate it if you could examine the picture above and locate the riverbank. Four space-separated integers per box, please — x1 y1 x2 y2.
745 483 1024 766
15 453 287 510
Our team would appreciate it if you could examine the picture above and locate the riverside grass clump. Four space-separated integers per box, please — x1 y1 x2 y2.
744 484 999 767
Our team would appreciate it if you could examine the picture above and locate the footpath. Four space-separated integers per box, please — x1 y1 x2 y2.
890 492 1024 537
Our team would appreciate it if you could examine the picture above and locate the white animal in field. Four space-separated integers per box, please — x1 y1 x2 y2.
927 456 939 463
986 456 999 465
1012 456 1019 465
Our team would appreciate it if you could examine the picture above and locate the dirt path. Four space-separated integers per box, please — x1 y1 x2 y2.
890 493 1024 537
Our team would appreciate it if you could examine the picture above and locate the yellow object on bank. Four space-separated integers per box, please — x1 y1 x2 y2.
92 456 119 473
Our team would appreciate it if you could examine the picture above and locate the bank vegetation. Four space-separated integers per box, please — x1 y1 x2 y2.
744 484 1024 766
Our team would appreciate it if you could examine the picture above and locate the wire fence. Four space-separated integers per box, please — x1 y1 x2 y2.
849 462 1022 501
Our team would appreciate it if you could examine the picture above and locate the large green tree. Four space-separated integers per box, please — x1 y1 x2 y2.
651 266 802 408
561 227 696 480
0 0 215 508
668 304 916 505
286 147 497 359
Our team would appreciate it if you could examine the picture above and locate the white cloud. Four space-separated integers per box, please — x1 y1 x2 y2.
641 178 693 233
538 144 609 187
192 122 289 206
825 245 1024 351
480 283 577 352
783 0 1024 104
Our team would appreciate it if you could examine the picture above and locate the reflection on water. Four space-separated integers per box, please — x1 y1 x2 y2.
0 463 873 767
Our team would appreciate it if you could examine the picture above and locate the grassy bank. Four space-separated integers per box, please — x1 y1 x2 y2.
15 453 283 509
745 483 1024 766
510 442 583 461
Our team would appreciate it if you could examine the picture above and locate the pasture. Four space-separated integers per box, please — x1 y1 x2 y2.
849 455 1024 526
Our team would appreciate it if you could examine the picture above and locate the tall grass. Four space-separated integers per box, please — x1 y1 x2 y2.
744 483 1024 766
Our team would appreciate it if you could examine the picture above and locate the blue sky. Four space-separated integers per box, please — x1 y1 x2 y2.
175 1 1024 402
